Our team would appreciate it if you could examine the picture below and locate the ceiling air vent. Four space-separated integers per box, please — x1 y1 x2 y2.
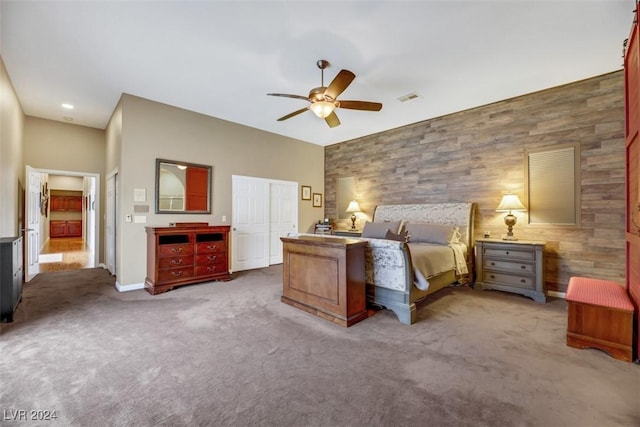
397 92 422 102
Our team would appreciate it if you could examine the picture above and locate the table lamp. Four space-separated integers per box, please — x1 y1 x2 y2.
496 193 527 241
346 200 361 230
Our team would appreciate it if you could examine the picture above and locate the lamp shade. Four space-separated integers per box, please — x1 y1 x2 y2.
496 194 526 212
309 101 336 118
346 200 361 213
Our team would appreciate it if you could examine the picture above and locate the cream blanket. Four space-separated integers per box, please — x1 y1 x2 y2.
409 242 468 291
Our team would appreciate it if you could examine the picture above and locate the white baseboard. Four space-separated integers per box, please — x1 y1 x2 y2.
547 290 566 299
115 281 145 292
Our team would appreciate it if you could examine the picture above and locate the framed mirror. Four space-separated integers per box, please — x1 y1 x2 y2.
155 159 212 214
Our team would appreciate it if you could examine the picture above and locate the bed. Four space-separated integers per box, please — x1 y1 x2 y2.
363 202 476 324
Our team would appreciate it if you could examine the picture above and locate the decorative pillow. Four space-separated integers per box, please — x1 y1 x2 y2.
405 222 460 245
384 229 408 242
361 220 402 238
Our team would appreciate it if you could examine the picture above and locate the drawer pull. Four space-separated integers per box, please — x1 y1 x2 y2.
505 251 510 255
490 262 495 266
171 271 183 277
521 265 526 269
490 275 495 279
207 266 217 272
520 279 526 283
207 245 217 251
172 247 183 253
207 255 217 261
171 259 183 265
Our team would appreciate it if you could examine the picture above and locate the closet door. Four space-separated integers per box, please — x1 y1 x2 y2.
624 3 640 360
269 181 298 265
232 176 269 272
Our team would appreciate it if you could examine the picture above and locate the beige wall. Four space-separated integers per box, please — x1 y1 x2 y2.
114 94 324 286
325 71 625 292
0 55 25 237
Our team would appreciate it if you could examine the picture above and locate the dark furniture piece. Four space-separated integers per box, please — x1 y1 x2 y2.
1 236 23 323
280 235 368 327
145 224 231 295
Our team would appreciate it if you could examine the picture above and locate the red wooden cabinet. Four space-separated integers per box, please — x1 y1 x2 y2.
50 195 82 212
624 2 640 361
50 220 82 238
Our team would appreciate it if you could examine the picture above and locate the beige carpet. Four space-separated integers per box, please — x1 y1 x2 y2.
1 266 638 426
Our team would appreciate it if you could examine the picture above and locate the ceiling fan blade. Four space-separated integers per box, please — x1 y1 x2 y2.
277 107 309 121
338 100 383 111
324 69 355 100
267 93 311 102
324 111 341 128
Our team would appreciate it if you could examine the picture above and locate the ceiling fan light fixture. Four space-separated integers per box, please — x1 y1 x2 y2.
309 100 336 118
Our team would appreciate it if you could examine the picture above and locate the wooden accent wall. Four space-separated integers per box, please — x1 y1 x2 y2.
325 71 625 292
624 2 640 360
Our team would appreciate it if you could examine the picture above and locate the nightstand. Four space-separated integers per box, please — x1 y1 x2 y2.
333 230 362 237
475 238 546 303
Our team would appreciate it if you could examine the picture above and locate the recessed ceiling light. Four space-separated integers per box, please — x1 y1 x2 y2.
61 103 74 110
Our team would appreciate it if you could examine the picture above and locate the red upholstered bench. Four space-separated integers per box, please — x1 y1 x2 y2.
566 277 634 362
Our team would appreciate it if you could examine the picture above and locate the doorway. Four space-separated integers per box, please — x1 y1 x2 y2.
25 166 100 278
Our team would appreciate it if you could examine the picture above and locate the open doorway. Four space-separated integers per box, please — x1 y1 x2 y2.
25 167 100 277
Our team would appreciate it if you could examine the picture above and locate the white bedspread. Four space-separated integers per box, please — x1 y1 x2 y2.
409 242 468 291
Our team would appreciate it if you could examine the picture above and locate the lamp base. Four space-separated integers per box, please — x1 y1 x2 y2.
350 214 357 230
503 213 518 241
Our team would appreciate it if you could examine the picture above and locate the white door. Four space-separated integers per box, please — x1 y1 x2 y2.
269 181 298 265
105 172 117 275
25 166 41 282
232 176 269 272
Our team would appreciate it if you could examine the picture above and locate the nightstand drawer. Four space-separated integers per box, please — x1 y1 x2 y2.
483 247 535 261
483 259 535 274
483 271 535 289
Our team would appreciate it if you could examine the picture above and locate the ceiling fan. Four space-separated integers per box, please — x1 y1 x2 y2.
267 59 383 128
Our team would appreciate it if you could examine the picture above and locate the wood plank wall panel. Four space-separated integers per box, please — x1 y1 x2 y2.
325 71 625 292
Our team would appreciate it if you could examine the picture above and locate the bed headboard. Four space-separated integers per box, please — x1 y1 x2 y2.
372 203 477 248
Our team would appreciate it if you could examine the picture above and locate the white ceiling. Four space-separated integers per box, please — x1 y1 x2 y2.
0 1 632 147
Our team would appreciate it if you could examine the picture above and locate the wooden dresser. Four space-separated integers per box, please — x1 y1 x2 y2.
475 238 546 303
145 224 231 295
280 235 368 327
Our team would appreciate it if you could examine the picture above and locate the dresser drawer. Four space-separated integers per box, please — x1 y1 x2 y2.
483 259 535 274
159 255 194 270
196 262 228 276
159 243 194 258
196 241 226 254
483 247 535 261
196 253 226 265
157 267 194 283
483 271 535 289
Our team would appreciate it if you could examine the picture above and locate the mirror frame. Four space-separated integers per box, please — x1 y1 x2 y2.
155 158 212 214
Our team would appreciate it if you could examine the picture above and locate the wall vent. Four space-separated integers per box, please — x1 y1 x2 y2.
397 92 422 102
